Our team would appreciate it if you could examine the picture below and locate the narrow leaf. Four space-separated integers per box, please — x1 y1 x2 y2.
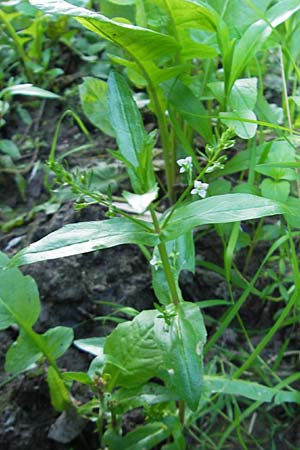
163 194 288 241
10 218 158 266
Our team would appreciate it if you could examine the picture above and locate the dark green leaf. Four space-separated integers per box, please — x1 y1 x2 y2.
103 310 163 388
154 303 206 410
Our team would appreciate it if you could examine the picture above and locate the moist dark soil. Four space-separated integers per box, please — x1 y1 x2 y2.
1 99 300 450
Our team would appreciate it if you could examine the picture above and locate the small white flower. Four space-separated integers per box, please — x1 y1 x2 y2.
191 180 209 198
176 156 193 173
150 254 162 271
205 161 224 173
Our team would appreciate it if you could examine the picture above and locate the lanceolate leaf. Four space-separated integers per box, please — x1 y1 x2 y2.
204 376 300 405
10 218 158 267
108 71 157 193
162 194 288 241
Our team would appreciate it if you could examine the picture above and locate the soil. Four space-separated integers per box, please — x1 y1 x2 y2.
1 98 300 450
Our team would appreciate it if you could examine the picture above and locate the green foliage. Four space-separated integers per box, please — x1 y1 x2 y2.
0 252 73 410
2 0 300 448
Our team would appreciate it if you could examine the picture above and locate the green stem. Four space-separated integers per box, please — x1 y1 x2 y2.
150 206 180 305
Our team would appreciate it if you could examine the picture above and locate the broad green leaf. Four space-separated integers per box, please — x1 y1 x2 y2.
0 265 73 375
10 218 159 266
255 141 296 180
47 366 71 412
5 331 41 373
150 0 218 60
1 84 60 99
103 422 171 450
163 194 288 241
74 337 105 357
260 178 290 202
79 77 115 137
108 71 156 193
5 326 73 373
29 0 178 64
154 303 206 410
204 375 300 404
230 78 258 111
0 268 40 329
103 310 163 388
209 78 258 111
152 232 195 305
220 110 257 139
42 326 74 360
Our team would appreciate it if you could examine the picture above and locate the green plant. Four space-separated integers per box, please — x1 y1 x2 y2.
1 67 300 448
2 0 300 448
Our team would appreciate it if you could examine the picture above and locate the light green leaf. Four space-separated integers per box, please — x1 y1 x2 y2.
204 375 300 404
79 77 115 136
42 326 74 360
0 268 40 329
5 331 41 373
150 0 218 60
154 303 206 410
163 194 288 241
230 78 258 111
1 84 60 99
103 310 163 388
47 366 71 412
10 218 158 266
5 326 73 373
209 78 258 111
29 0 178 64
255 141 296 180
220 110 257 139
0 265 73 375
260 178 290 202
